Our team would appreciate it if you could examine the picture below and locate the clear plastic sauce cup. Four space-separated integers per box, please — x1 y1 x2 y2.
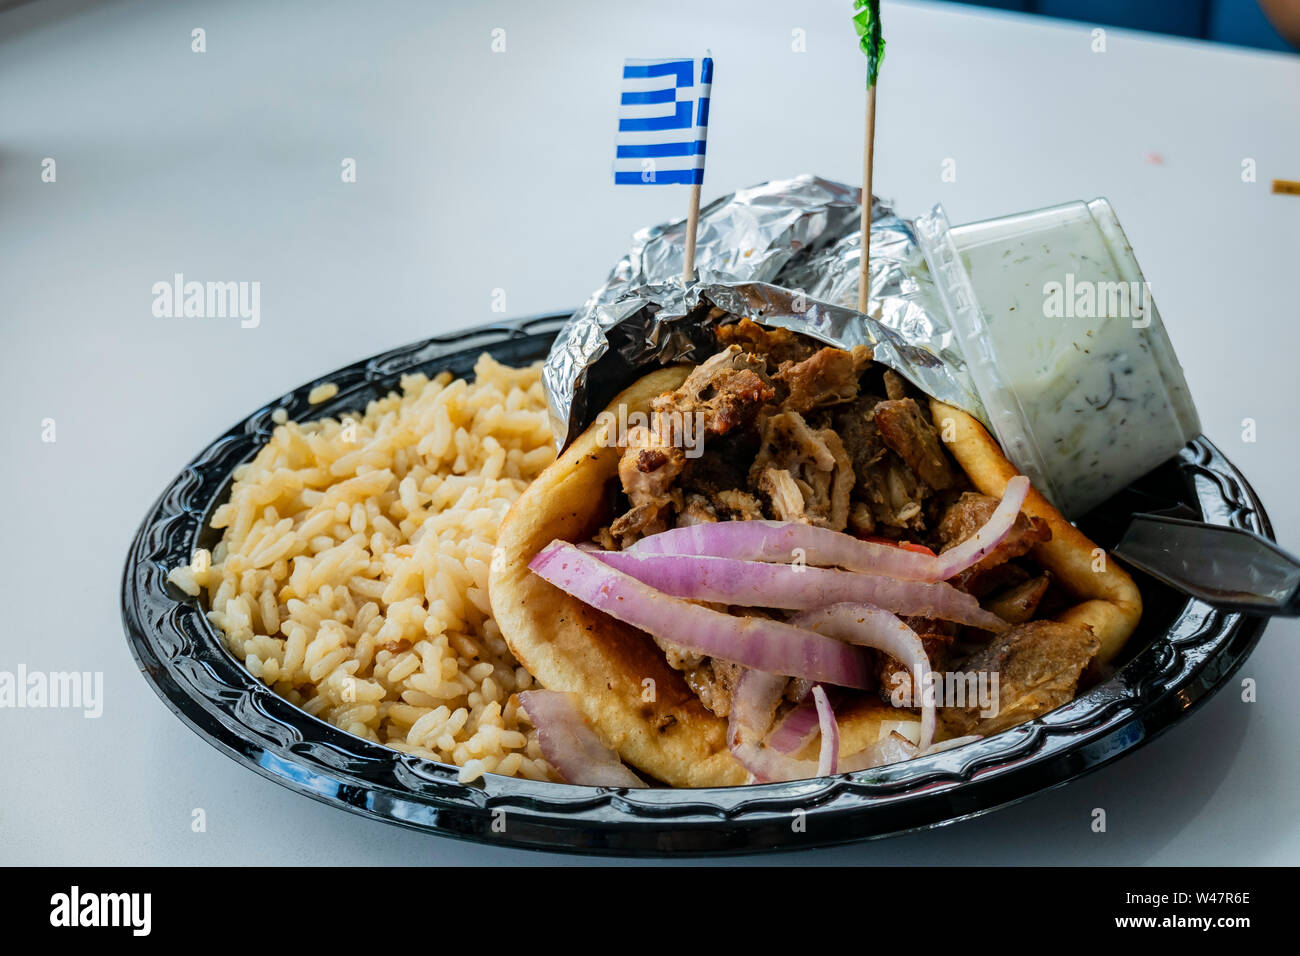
917 199 1201 518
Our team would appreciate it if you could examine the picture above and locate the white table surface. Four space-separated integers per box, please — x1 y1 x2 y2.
2 0 1298 866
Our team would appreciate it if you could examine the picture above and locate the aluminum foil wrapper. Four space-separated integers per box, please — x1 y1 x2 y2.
545 173 986 448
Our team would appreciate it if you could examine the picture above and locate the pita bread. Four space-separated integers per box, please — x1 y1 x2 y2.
487 373 1139 788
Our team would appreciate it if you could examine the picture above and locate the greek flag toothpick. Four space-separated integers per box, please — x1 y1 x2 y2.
852 1 884 314
614 57 712 186
614 55 714 283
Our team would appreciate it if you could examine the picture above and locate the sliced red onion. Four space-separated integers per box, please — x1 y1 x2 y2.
729 668 787 742
729 675 906 782
767 695 820 754
629 520 937 580
728 741 821 783
812 686 839 777
625 476 1032 584
732 726 919 781
726 669 817 783
530 542 874 689
587 550 1008 632
517 690 646 788
933 476 1031 579
789 603 935 750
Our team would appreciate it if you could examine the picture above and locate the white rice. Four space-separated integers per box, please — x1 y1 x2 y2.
168 354 557 783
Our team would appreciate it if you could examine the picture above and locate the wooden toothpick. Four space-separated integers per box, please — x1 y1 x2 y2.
683 182 702 284
859 83 876 314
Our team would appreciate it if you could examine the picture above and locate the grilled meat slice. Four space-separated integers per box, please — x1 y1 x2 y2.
652 345 775 439
651 638 734 715
777 346 873 415
835 395 887 478
957 560 1031 600
877 455 930 532
982 575 1051 625
757 467 807 522
940 620 1099 736
749 410 854 530
677 493 719 527
833 395 932 534
713 488 766 521
611 347 775 544
683 657 745 718
717 317 820 366
883 369 909 401
671 421 771 525
873 397 957 491
609 424 686 543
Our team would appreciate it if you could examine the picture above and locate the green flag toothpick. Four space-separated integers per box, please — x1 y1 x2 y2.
853 0 884 313
853 0 886 88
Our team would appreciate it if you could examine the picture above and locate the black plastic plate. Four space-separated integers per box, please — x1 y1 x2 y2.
120 315 1270 855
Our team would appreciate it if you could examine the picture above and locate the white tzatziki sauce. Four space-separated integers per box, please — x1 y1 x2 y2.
954 203 1200 517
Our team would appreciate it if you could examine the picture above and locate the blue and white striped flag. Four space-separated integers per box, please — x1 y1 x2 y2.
614 57 713 185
